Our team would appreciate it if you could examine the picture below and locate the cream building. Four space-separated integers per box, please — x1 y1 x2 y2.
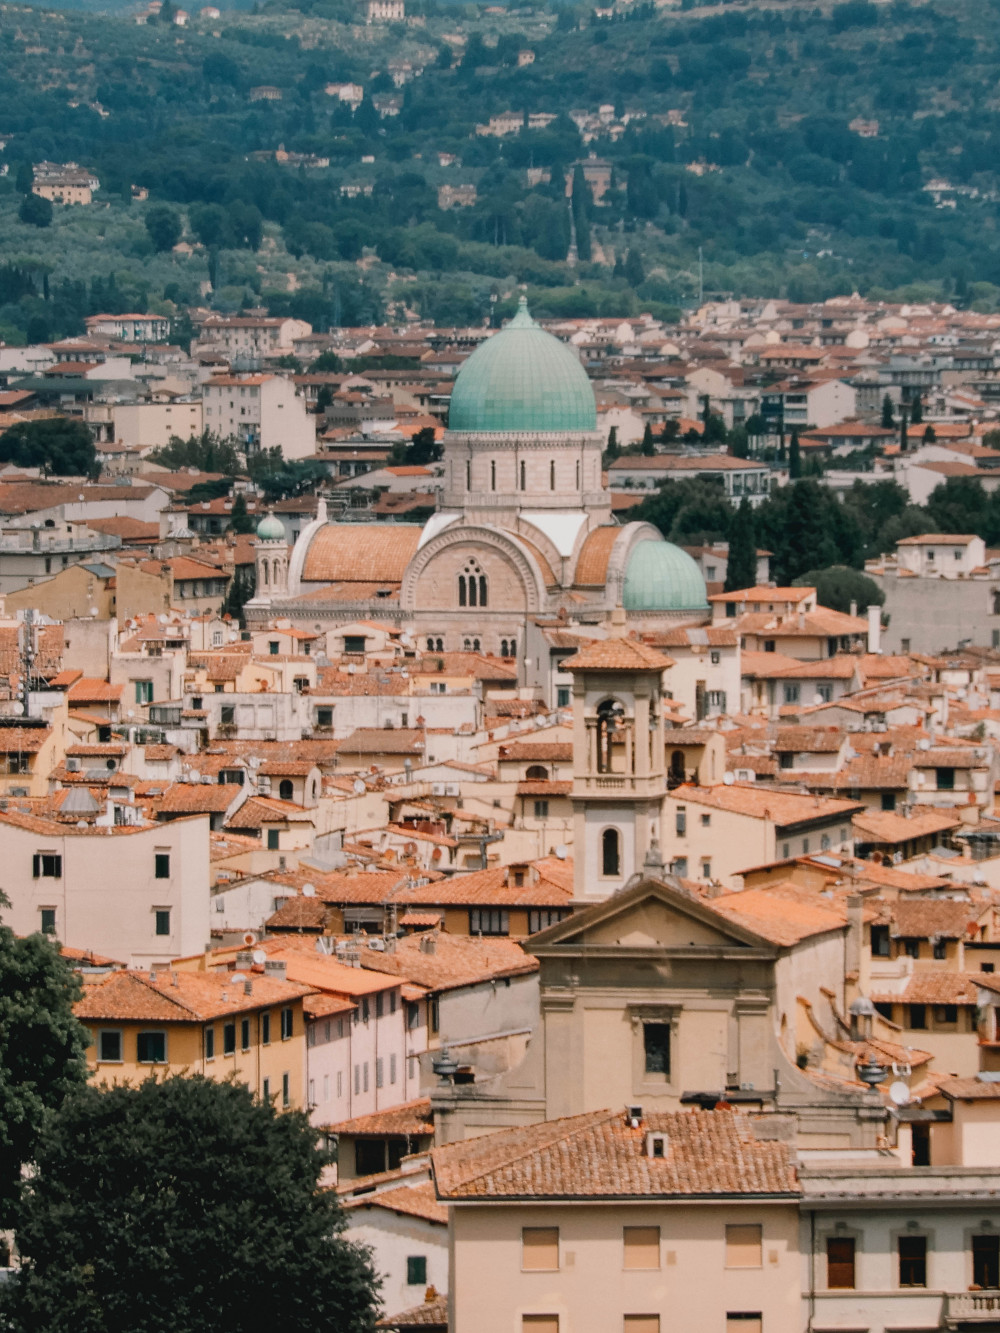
201 373 315 460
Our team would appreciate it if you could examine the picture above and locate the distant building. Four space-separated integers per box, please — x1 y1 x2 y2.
248 85 282 102
85 313 171 343
367 0 404 20
32 161 99 206
437 184 477 210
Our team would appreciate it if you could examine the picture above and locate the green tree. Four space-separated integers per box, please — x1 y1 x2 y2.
18 194 52 229
794 565 885 615
923 424 936 443
15 163 33 195
641 422 655 456
606 425 620 461
926 475 999 542
145 204 182 253
632 476 732 546
0 896 88 1226
0 419 95 476
227 492 255 534
571 165 591 263
724 497 757 592
0 1076 380 1332
788 428 802 479
222 564 256 625
910 394 922 425
623 248 645 287
880 394 895 429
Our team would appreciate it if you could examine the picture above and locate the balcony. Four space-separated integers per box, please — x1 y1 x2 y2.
945 1291 1000 1326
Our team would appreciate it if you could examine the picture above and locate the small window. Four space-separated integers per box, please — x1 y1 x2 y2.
136 1031 167 1064
602 827 621 877
267 829 280 850
406 1255 427 1286
827 1236 855 1289
904 939 920 960
701 813 711 827
204 1027 215 1060
262 1077 271 1101
973 1234 1000 1289
726 1225 763 1268
936 767 955 790
135 680 153 705
317 707 333 728
469 908 509 936
223 1022 236 1055
935 1004 958 1024
933 939 947 960
710 650 721 665
33 853 62 879
624 1226 660 1270
522 1227 559 1271
522 1320 558 1333
624 1320 659 1333
534 800 549 819
557 687 570 708
154 909 170 936
899 1235 927 1287
881 792 896 811
870 925 890 957
643 1022 670 1076
910 1004 927 1030
344 636 366 654
39 907 56 936
155 853 170 879
281 1007 293 1040
282 1072 290 1108
261 1012 271 1045
220 705 235 725
675 808 686 836
241 1018 250 1050
98 1029 123 1063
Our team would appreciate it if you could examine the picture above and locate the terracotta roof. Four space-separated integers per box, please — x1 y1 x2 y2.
897 533 978 546
348 1181 447 1227
357 931 538 992
516 780 572 796
852 807 962 844
432 1107 798 1200
574 526 620 587
772 728 845 753
889 899 980 940
376 1295 449 1329
302 524 421 584
303 992 356 1019
563 637 673 672
74 967 311 1023
939 1077 1000 1100
672 783 861 828
225 796 314 830
0 726 49 753
256 946 402 998
265 895 328 931
708 585 813 604
338 729 426 756
498 742 572 762
67 678 123 703
872 973 982 1005
152 783 242 814
708 882 848 947
391 864 572 909
324 1098 433 1138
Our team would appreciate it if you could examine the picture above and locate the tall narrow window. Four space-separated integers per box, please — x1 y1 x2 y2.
479 575 487 606
596 699 620 772
550 459 556 490
973 1234 999 1289
520 459 526 490
491 458 496 490
899 1235 927 1287
576 459 581 488
827 1237 856 1289
466 459 471 489
602 827 620 877
458 575 467 607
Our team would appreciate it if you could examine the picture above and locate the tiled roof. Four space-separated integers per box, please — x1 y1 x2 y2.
152 782 242 813
225 796 314 830
563 637 673 672
265 895 328 931
516 780 572 796
302 523 421 584
376 1294 449 1329
574 526 620 586
324 1098 433 1138
67 678 123 703
432 1107 798 1200
391 864 573 908
74 967 311 1023
338 729 426 756
771 728 845 753
708 882 848 947
498 742 572 762
671 783 861 827
871 972 981 1005
939 1077 1000 1100
0 726 49 753
889 899 980 940
852 807 962 844
358 931 538 992
347 1181 447 1226
303 992 356 1020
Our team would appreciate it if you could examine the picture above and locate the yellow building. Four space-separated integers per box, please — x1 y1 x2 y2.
75 966 312 1109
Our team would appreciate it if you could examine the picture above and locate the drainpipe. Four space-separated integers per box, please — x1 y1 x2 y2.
808 1208 816 1333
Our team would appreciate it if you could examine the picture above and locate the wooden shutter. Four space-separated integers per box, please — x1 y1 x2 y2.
826 1237 855 1289
522 1228 559 1271
624 1318 660 1333
726 1319 761 1333
522 1318 558 1333
624 1227 661 1270
725 1225 762 1268
32 854 40 878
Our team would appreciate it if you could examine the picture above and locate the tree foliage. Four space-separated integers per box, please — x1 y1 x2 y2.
724 497 757 591
0 1076 380 1333
793 564 885 614
0 418 95 476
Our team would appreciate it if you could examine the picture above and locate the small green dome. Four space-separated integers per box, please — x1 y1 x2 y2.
448 297 597 433
623 539 709 612
255 512 285 541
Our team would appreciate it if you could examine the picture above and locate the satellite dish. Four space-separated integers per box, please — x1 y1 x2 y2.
347 664 356 674
9 702 23 716
231 972 246 983
918 738 931 751
353 778 366 794
723 771 736 786
302 882 316 897
89 606 99 618
555 844 568 860
889 1080 910 1106
159 613 169 624
252 948 266 965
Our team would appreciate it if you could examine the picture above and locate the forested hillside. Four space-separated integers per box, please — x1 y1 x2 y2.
3 0 1000 340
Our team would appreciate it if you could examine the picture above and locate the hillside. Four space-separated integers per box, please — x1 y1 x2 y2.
2 0 1000 341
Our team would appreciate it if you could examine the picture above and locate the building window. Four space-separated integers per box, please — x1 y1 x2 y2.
522 1320 558 1333
643 1022 671 1076
904 939 920 959
316 707 333 728
220 705 235 725
32 854 62 879
520 459 526 490
135 680 153 705
624 1320 659 1333
376 1057 384 1089
267 829 280 850
406 1255 427 1286
936 767 955 790
973 1234 1000 1289
783 684 800 704
344 635 365 654
935 1004 958 1024
154 909 170 936
262 1077 270 1102
827 1237 855 1289
155 853 170 879
725 1225 763 1268
933 939 947 960
602 827 621 877
701 860 712 880
534 800 549 819
281 1007 293 1040
39 907 56 935
675 807 686 836
390 1053 397 1084
282 1072 290 1108
881 792 896 811
701 813 711 827
595 698 620 773
458 561 487 609
529 909 567 933
204 1027 215 1061
557 687 570 707
469 908 509 936
241 1018 251 1051
707 690 726 713
870 925 890 957
136 1031 167 1064
98 1029 123 1063
910 1003 927 1030
725 1318 761 1333
624 1226 660 1270
223 1022 236 1056
899 1235 927 1287
490 459 497 491
710 650 721 665
522 1227 559 1271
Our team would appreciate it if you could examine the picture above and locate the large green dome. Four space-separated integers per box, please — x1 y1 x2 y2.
623 539 709 612
448 297 597 433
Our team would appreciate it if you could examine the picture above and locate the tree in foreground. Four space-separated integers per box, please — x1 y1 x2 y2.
1 1075 380 1333
0 898 88 1227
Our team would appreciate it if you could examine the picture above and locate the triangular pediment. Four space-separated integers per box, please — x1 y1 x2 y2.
528 876 776 955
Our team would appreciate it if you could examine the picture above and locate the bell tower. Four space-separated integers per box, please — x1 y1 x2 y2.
565 628 673 901
252 511 288 604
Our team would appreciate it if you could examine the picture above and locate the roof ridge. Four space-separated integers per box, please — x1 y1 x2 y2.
435 1108 615 1194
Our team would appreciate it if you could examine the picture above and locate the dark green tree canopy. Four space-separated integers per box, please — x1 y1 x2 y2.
724 497 757 592
793 565 885 615
0 418 95 477
144 204 182 253
1 1076 380 1333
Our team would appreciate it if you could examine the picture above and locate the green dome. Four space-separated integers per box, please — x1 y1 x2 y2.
255 512 285 541
448 297 597 433
623 539 709 612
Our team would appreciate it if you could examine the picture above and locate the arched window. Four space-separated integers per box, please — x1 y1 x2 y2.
602 827 621 877
427 638 436 650
526 765 549 780
473 638 481 651
520 459 526 491
508 638 516 659
491 459 496 491
435 638 443 652
596 699 622 774
463 637 472 651
273 559 282 585
459 560 487 609
550 459 556 490
279 779 293 801
500 639 508 657
261 561 269 586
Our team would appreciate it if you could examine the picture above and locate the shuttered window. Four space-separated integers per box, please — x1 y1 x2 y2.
522 1319 558 1333
522 1228 559 1271
624 1319 660 1333
826 1237 855 1289
726 1225 762 1268
624 1227 660 1270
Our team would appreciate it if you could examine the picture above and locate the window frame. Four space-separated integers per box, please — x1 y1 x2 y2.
136 1030 167 1065
97 1028 123 1063
898 1234 928 1288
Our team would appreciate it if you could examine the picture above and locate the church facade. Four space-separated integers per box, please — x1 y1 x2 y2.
247 298 711 658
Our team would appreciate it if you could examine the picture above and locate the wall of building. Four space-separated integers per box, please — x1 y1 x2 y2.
344 1208 448 1322
115 401 204 450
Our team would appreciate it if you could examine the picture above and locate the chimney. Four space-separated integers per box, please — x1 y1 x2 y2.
243 977 253 995
849 600 858 620
625 1104 643 1128
867 604 881 655
845 893 864 976
264 959 287 980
